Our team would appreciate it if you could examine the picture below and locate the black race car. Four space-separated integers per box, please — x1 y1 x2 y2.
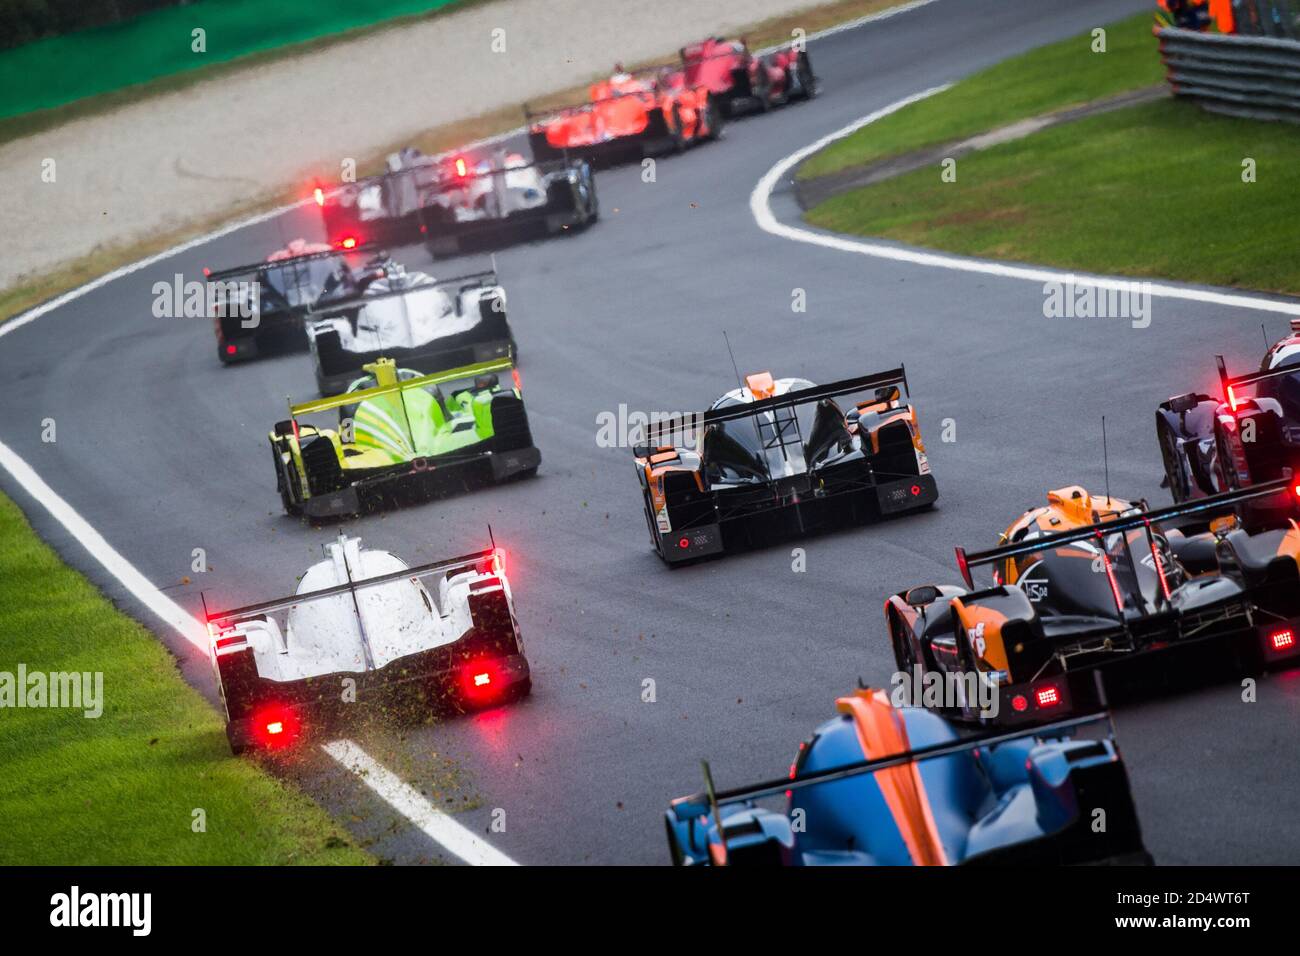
886 480 1300 726
205 240 365 363
632 366 938 564
1158 319 1300 522
317 146 597 257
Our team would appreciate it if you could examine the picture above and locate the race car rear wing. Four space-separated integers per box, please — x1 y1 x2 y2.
204 243 379 284
953 477 1295 588
1216 353 1298 409
304 267 500 316
205 546 502 629
670 710 1113 823
287 356 516 419
640 365 910 448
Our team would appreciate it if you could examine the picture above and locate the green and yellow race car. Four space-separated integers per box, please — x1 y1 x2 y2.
270 356 540 517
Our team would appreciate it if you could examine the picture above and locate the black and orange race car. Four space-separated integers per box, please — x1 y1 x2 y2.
1158 318 1300 524
678 36 816 116
526 65 722 166
993 485 1141 588
632 366 938 564
885 480 1300 726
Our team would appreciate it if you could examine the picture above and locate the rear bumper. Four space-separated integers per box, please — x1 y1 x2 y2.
653 473 937 564
301 446 540 517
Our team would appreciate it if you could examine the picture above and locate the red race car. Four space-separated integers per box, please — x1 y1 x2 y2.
679 37 817 116
527 66 722 166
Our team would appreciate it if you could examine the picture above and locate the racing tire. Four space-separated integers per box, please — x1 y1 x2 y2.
1157 418 1191 503
642 488 664 557
702 94 725 142
1213 424 1239 494
752 66 773 112
794 52 816 101
225 721 249 757
887 607 920 675
669 103 688 152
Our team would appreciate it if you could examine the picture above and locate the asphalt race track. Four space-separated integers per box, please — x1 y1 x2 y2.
4 0 1298 865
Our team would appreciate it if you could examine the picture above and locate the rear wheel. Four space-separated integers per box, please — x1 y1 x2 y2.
752 66 773 111
642 489 664 557
794 52 816 100
1157 419 1190 502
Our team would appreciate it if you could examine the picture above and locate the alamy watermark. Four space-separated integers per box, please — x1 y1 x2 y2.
890 666 999 719
1042 276 1151 329
152 273 260 327
596 405 705 448
0 665 103 718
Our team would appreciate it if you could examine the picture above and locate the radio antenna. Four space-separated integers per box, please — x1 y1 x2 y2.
1102 415 1111 508
722 330 744 393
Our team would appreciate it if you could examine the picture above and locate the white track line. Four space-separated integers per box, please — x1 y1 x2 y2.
0 435 521 866
751 88 1300 317
322 740 518 866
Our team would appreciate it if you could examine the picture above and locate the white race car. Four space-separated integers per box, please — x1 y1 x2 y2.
306 258 515 396
207 534 531 754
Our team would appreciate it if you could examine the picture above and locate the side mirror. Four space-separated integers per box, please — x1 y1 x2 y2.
1168 393 1199 415
904 585 940 608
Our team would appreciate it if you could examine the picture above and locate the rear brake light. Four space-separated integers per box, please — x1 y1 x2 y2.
678 537 690 549
1035 685 1061 708
225 344 237 355
251 705 301 749
338 236 358 249
1270 628 1295 651
454 157 468 177
313 187 324 206
1010 694 1029 713
462 662 501 700
1227 385 1239 412
512 368 522 392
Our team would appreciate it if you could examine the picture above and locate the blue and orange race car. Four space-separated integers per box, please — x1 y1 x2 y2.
665 688 1150 865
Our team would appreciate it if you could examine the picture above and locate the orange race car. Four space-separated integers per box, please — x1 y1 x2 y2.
526 65 722 166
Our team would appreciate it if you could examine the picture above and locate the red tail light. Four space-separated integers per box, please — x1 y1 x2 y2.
251 704 301 749
1270 628 1295 652
1010 694 1029 713
1035 684 1061 708
512 368 522 392
337 236 358 250
1293 484 1300 500
462 662 501 701
678 537 690 550
1227 385 1239 412
313 186 324 207
454 157 468 177
225 344 237 355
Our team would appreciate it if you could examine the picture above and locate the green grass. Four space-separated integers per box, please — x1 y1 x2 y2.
796 11 1164 180
0 0 467 125
0 493 372 865
805 98 1300 294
